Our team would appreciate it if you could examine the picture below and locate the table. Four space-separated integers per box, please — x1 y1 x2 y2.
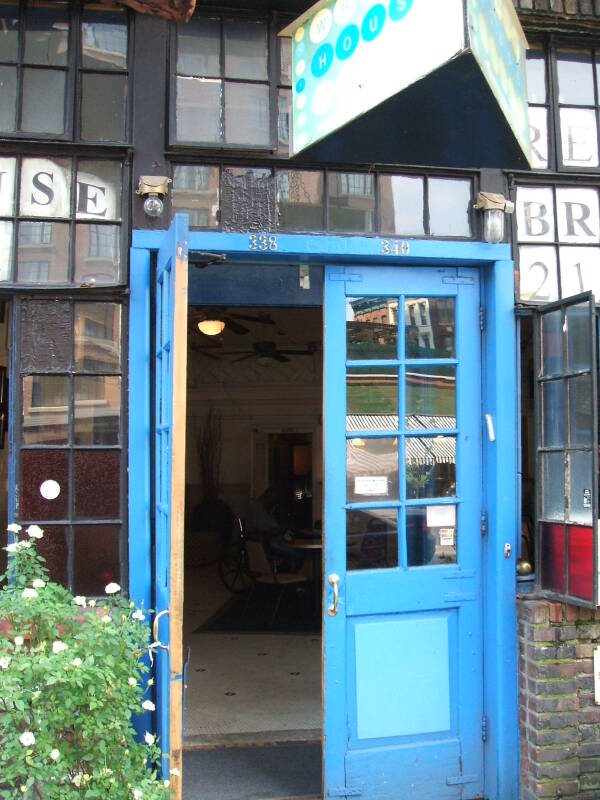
274 534 323 617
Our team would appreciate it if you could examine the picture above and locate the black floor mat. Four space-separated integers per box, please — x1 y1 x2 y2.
183 742 321 800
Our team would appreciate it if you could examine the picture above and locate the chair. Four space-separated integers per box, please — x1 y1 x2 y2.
244 537 309 627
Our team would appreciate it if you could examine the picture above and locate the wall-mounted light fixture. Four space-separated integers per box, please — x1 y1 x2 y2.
136 176 171 218
473 191 515 244
197 318 226 336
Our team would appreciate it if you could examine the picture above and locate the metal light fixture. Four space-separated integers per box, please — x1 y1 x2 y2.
197 318 226 336
473 191 515 244
137 176 171 219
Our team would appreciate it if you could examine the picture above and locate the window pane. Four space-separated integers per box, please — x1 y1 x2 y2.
21 449 69 521
280 36 292 86
560 108 599 168
541 379 564 448
76 160 122 221
276 169 323 231
569 374 592 447
20 299 72 372
36 526 68 587
74 450 120 519
567 525 594 601
405 436 456 499
0 66 17 132
0 221 13 280
379 175 424 236
22 68 66 134
557 50 595 105
516 186 555 242
73 524 119 595
347 508 398 571
346 297 397 360
17 221 69 283
74 223 120 284
328 173 375 233
519 246 559 303
405 297 455 359
540 522 565 593
277 88 291 156
178 17 220 77
406 367 456 428
225 82 269 146
20 157 71 218
559 246 600 299
526 51 546 103
81 7 127 70
176 76 222 143
221 167 275 232
347 437 398 502
0 157 16 215
81 73 126 141
567 450 592 525
556 188 599 244
347 368 398 431
24 1 69 66
541 309 563 376
0 2 19 61
22 375 68 444
74 375 120 445
407 505 457 566
74 302 121 372
567 302 591 371
528 107 548 170
224 20 267 81
172 165 219 228
428 178 471 237
541 451 565 521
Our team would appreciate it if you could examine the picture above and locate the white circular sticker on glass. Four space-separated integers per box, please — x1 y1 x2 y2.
40 480 60 500
310 8 333 43
334 0 358 26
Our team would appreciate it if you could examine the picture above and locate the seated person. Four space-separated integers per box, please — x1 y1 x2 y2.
246 487 301 572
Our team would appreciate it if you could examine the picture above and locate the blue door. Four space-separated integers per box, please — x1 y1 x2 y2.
154 216 189 796
324 264 484 799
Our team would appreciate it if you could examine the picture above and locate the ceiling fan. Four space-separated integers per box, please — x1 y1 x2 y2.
189 308 276 336
227 340 317 363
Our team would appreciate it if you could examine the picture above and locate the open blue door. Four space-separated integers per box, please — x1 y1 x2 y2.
154 215 188 798
324 265 484 799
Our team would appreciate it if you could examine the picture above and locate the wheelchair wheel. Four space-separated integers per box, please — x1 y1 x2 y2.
218 541 253 593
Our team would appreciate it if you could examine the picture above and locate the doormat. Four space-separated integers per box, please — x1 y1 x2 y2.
194 585 320 635
183 742 321 800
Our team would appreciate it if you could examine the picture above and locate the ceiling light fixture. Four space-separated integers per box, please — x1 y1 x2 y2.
197 319 226 336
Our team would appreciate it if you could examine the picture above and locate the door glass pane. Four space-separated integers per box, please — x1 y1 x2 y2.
428 178 471 237
74 375 120 445
542 451 565 520
406 366 456 428
569 374 592 447
541 309 563 376
73 524 119 595
176 77 222 143
74 223 120 284
74 450 120 519
347 508 398 570
22 69 66 134
224 20 267 81
407 505 457 566
81 8 127 70
567 302 591 371
225 82 269 146
172 165 220 228
76 160 122 221
276 170 324 231
541 378 564 447
557 50 595 105
17 221 69 283
567 450 593 525
347 367 398 431
346 297 397 360
405 297 455 359
74 302 121 372
0 2 19 61
540 522 565 593
0 66 17 132
405 436 456 499
567 525 594 601
178 17 220 77
81 73 126 141
379 175 425 236
23 375 68 444
24 2 69 66
328 173 375 233
347 437 398 502
21 449 69 520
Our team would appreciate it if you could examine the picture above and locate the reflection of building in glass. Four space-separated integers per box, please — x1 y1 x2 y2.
171 166 219 228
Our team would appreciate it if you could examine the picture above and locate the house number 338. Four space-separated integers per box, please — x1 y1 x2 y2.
248 234 278 251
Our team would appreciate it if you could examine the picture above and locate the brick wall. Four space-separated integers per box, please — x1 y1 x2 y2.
518 598 600 799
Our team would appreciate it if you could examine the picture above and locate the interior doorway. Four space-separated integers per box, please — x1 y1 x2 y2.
181 304 323 799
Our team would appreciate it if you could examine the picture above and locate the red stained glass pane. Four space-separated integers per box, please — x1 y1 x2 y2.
541 522 565 593
73 524 119 595
568 526 594 601
74 450 120 519
21 450 68 520
36 525 68 587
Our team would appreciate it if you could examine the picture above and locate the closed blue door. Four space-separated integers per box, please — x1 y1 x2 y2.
324 265 484 799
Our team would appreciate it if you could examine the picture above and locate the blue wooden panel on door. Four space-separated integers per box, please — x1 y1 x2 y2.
324 264 483 800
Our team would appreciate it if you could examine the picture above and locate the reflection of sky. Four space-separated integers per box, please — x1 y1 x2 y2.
82 24 126 61
390 176 423 235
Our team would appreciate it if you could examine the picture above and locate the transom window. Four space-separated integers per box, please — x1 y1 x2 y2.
0 0 129 142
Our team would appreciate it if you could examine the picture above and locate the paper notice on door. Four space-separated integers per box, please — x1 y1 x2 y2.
354 476 388 496
426 505 456 528
439 528 455 547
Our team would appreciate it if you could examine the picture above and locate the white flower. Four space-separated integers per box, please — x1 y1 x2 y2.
132 789 143 800
88 599 96 607
144 732 155 746
73 596 86 607
14 636 23 647
71 774 82 788
52 641 68 654
0 657 10 669
141 700 155 711
19 731 35 747
128 677 137 687
147 678 154 687
22 588 38 599
71 657 82 667
50 748 60 761
18 541 31 549
101 615 112 624
104 582 120 595
32 578 45 589
170 767 180 777
132 610 145 621
5 542 18 553
7 523 21 533
26 525 43 539
163 780 170 788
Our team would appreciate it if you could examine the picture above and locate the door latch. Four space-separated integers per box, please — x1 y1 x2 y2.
328 574 340 617
504 543 512 558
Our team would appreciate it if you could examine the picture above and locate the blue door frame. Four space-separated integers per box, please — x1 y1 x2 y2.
129 218 518 800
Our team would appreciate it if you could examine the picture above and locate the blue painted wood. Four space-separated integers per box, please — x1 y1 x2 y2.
324 264 484 800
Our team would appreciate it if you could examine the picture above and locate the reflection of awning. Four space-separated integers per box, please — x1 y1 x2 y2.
347 435 455 468
347 414 457 431
406 437 455 465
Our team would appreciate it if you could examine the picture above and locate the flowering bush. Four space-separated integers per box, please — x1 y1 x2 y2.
0 525 172 799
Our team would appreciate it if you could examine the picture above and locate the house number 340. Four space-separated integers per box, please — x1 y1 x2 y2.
248 234 278 251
